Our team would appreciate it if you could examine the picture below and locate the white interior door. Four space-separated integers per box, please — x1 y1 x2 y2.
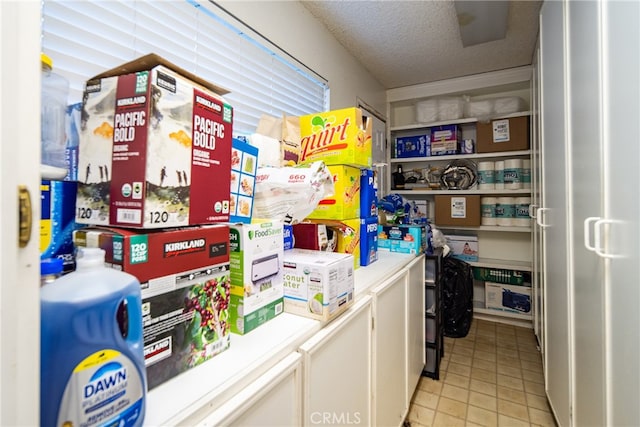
0 2 42 425
602 1 640 425
540 2 571 425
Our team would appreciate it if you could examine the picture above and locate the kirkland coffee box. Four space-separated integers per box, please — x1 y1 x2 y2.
76 53 233 228
73 224 231 389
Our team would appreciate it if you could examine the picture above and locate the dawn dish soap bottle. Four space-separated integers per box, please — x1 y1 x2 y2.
40 247 146 427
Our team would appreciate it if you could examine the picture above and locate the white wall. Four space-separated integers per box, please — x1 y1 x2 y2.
218 1 386 114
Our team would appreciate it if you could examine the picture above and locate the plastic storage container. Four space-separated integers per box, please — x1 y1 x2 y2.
40 247 146 427
41 53 69 176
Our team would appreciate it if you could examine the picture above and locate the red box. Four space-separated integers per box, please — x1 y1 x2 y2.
76 54 233 228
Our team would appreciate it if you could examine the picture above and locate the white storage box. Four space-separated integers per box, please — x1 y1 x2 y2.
415 99 438 123
437 97 465 121
282 249 354 322
493 97 527 115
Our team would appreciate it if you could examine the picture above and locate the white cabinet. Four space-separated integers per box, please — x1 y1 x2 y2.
299 295 373 427
371 269 408 427
196 353 303 426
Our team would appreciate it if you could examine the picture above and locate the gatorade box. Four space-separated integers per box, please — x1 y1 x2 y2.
73 224 231 389
76 53 233 228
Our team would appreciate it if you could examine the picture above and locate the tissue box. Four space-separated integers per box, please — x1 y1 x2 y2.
299 107 372 168
445 234 479 262
228 221 285 335
229 138 258 224
72 224 231 389
485 282 531 314
282 249 354 322
76 53 233 228
306 165 361 220
394 134 430 158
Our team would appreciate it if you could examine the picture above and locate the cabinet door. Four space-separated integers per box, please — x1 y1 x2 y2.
299 296 372 427
371 269 409 427
196 352 303 426
540 2 571 425
567 1 606 425
405 256 425 395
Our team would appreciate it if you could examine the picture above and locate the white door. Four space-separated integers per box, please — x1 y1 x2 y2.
601 1 640 425
566 1 606 425
299 295 372 426
539 1 572 425
0 2 42 425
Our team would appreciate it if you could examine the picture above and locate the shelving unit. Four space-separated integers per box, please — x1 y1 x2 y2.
386 67 534 327
423 249 443 379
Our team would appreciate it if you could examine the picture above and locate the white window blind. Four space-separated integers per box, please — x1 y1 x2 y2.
41 0 329 136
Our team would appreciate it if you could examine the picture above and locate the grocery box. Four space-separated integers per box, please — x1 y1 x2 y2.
430 140 458 156
476 116 529 153
394 134 430 158
473 267 527 285
302 219 361 270
485 282 532 314
298 107 372 168
292 222 338 252
360 216 379 266
445 234 479 262
282 249 354 322
431 124 461 143
283 224 294 250
360 168 378 218
40 180 83 273
434 195 481 227
76 53 233 228
306 164 361 220
229 138 258 224
72 224 231 390
228 222 285 335
377 224 426 254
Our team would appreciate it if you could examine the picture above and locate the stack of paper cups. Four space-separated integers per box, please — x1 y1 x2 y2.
514 197 532 227
494 160 505 189
481 197 498 225
495 197 515 226
478 161 495 190
522 159 531 189
504 158 523 189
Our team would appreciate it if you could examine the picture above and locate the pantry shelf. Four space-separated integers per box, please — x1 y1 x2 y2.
389 111 531 133
390 149 532 164
467 258 532 272
434 225 532 233
393 188 531 196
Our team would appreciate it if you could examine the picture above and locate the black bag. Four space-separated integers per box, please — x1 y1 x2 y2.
441 256 473 338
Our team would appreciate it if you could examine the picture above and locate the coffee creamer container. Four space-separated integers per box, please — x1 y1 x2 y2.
40 247 146 427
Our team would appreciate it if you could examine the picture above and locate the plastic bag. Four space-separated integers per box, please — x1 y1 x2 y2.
441 256 474 338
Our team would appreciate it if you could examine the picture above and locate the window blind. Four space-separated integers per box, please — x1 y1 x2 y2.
41 0 329 136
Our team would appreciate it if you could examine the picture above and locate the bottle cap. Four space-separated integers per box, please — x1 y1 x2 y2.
75 247 106 270
41 53 53 69
40 258 63 276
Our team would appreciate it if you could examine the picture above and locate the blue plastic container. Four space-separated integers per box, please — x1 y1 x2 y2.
40 247 146 427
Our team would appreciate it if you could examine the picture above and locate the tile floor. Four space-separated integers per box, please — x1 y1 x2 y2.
405 319 557 427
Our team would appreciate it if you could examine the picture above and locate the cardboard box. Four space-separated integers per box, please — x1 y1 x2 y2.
434 195 481 227
473 267 527 285
476 116 530 153
40 180 83 273
430 140 458 156
360 217 378 266
360 168 378 218
228 222 285 335
72 224 231 390
306 165 361 220
445 234 479 262
431 124 461 143
76 53 233 228
302 219 361 270
298 107 372 168
485 282 532 314
292 223 338 252
377 224 426 254
394 134 430 158
229 138 258 224
282 249 354 322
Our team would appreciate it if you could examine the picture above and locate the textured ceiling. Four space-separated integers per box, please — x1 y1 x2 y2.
301 0 542 89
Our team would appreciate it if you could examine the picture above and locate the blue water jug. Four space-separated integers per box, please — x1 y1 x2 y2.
40 247 146 426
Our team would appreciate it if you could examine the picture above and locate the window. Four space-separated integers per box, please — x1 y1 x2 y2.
41 0 329 136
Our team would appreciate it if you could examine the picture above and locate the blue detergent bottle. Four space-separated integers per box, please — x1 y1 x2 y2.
41 247 146 426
